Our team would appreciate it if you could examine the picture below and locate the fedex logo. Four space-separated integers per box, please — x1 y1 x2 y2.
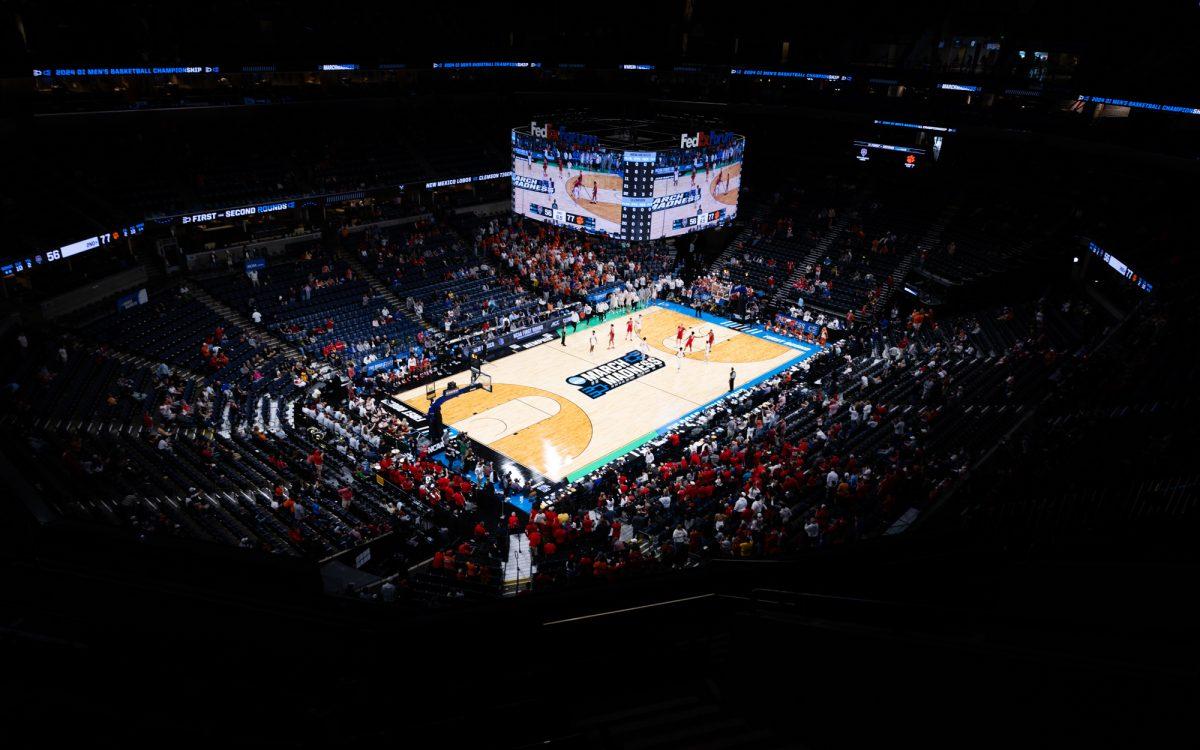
530 121 558 140
680 131 710 148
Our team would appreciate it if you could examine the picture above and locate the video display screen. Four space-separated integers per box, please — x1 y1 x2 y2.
512 131 624 237
650 136 744 238
511 128 743 240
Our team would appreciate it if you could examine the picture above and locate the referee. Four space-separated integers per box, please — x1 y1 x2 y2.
728 367 736 393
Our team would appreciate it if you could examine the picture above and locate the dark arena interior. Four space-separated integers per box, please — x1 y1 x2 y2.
1 3 1198 747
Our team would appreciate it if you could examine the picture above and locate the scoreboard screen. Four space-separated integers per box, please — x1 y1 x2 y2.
512 126 744 240
649 134 743 238
672 208 728 231
3 223 145 278
529 203 597 231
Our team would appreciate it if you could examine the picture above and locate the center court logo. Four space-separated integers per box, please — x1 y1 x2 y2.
567 350 665 399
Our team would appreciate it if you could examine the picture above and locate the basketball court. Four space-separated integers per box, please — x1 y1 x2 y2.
398 301 819 482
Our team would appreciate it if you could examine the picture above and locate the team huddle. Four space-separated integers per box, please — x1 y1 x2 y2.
586 315 717 370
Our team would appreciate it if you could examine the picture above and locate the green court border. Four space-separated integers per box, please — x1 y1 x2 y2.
565 431 657 483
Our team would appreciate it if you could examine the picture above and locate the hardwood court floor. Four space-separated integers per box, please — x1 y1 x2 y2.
564 172 623 224
708 161 741 206
398 304 807 481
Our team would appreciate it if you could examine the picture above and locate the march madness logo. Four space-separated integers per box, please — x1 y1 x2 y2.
566 350 665 399
513 174 554 193
652 189 700 212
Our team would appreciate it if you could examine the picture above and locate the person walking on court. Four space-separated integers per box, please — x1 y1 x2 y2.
728 367 736 392
675 347 685 372
589 329 597 354
560 325 567 346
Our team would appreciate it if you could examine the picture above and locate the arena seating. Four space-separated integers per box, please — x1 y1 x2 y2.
0 173 1158 609
33 106 491 222
348 219 467 298
714 180 847 296
479 216 680 305
522 293 1087 590
916 192 1063 287
80 289 258 374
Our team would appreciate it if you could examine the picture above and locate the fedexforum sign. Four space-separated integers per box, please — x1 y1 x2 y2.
566 350 664 399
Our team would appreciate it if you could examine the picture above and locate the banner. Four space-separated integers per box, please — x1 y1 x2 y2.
116 288 149 311
245 257 267 272
458 311 575 356
773 312 824 337
362 358 398 376
586 283 625 304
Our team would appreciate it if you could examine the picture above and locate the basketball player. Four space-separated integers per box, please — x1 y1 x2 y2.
675 347 685 372
638 336 649 357
685 329 696 352
705 329 715 361
673 164 679 186
607 323 616 350
634 313 643 336
591 180 599 204
676 323 685 348
572 173 583 201
589 329 597 354
625 317 634 342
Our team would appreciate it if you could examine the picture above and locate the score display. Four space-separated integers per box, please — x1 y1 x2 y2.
672 208 728 231
3 223 144 278
854 140 926 169
529 203 597 230
1088 241 1153 293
